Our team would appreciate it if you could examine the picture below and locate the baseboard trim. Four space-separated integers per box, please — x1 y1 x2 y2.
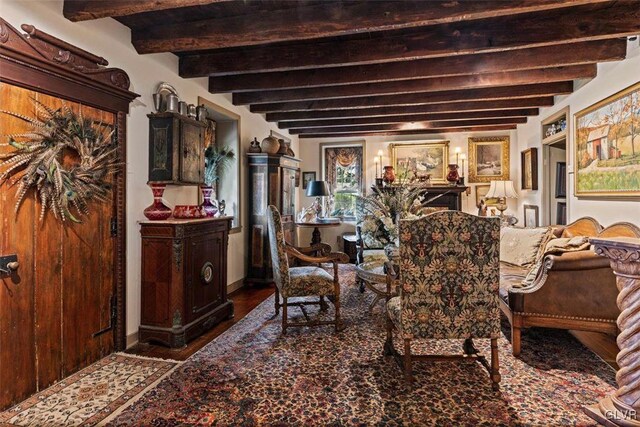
227 278 245 294
126 331 139 349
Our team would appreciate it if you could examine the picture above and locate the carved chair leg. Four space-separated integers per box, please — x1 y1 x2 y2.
404 338 413 389
319 296 328 311
358 279 366 293
490 338 501 391
384 305 394 356
282 297 288 335
511 325 522 357
274 287 280 316
334 285 342 332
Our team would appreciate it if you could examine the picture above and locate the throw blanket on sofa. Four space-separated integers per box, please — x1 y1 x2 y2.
513 236 591 290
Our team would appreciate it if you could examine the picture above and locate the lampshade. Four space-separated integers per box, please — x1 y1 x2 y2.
486 180 518 199
306 180 330 197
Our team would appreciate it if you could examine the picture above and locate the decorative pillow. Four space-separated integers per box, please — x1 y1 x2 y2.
500 226 553 267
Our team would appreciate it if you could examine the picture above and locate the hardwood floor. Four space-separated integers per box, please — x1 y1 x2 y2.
128 285 619 370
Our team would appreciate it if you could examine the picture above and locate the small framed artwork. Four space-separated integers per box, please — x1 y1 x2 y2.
521 148 538 190
468 136 510 183
523 204 539 228
555 162 567 198
302 171 316 190
556 202 567 225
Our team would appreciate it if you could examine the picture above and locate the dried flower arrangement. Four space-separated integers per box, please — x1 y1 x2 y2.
0 99 119 222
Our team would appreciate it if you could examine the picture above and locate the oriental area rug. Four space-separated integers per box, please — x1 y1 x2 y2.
107 265 615 427
0 354 179 426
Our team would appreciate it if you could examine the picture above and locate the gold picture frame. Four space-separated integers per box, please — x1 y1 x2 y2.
574 81 640 197
474 184 499 206
389 140 449 183
468 136 510 183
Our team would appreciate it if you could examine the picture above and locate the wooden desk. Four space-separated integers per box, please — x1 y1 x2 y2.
295 221 341 246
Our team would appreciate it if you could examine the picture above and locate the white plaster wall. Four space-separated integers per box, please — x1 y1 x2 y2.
2 1 298 338
514 40 640 226
297 130 519 250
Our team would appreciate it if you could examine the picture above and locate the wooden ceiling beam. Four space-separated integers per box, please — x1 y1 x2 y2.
298 125 518 139
290 118 528 135
265 98 555 122
250 82 573 113
278 109 539 129
210 39 626 92
233 65 594 105
63 0 230 21
180 1 639 77
131 0 605 54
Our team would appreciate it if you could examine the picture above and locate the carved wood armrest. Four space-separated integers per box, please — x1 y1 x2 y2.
285 246 349 265
293 243 331 256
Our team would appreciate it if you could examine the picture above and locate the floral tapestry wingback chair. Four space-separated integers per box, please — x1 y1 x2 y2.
385 211 502 390
266 205 349 334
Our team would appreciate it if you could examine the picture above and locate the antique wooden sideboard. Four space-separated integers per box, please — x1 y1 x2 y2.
246 153 300 285
139 217 234 348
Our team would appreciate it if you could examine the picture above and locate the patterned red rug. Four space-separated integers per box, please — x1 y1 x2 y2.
108 265 615 426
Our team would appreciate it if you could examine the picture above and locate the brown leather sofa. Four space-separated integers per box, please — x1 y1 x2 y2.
500 217 640 356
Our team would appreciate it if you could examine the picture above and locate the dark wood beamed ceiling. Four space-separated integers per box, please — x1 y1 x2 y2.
232 65 595 105
209 39 626 93
179 1 638 77
64 0 639 137
249 82 574 113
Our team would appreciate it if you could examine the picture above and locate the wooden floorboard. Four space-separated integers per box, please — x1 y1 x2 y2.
127 284 619 371
126 285 275 361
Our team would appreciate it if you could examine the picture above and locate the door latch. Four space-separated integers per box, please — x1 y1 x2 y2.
0 254 19 276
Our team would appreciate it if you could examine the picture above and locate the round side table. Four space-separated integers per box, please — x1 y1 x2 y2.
295 221 341 246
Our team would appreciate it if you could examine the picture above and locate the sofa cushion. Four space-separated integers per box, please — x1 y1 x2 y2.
500 226 553 267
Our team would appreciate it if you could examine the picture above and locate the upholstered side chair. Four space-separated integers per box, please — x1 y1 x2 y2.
385 211 502 390
266 205 349 334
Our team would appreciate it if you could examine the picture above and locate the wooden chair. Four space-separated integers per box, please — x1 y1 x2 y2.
266 205 349 334
385 211 502 390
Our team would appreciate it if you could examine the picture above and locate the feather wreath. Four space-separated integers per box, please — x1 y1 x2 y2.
0 99 120 222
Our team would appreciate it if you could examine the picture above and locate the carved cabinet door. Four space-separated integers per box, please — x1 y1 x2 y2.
0 84 117 410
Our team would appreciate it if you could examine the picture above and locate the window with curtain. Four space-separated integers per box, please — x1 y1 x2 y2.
323 144 364 219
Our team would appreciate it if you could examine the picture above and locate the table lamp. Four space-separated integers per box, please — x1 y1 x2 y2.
306 180 330 218
486 180 518 216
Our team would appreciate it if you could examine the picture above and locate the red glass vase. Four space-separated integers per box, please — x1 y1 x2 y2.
143 182 172 220
446 164 460 186
383 166 396 184
200 185 218 217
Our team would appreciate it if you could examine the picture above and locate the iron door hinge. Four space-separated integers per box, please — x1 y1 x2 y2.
92 295 117 338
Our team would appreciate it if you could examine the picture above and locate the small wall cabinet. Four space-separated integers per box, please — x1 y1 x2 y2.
148 112 206 184
139 217 234 348
246 153 300 285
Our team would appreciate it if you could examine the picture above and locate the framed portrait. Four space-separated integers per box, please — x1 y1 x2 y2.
468 136 510 183
555 162 567 198
389 140 449 183
520 148 538 190
574 81 640 197
302 171 316 190
523 204 539 228
475 184 499 206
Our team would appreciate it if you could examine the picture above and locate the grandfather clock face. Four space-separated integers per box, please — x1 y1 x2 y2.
181 122 202 183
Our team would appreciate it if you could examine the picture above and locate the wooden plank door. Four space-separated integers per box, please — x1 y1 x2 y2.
0 83 116 410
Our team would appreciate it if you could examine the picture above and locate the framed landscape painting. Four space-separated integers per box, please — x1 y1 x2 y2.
389 141 449 183
468 136 510 183
574 81 640 197
521 148 538 190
